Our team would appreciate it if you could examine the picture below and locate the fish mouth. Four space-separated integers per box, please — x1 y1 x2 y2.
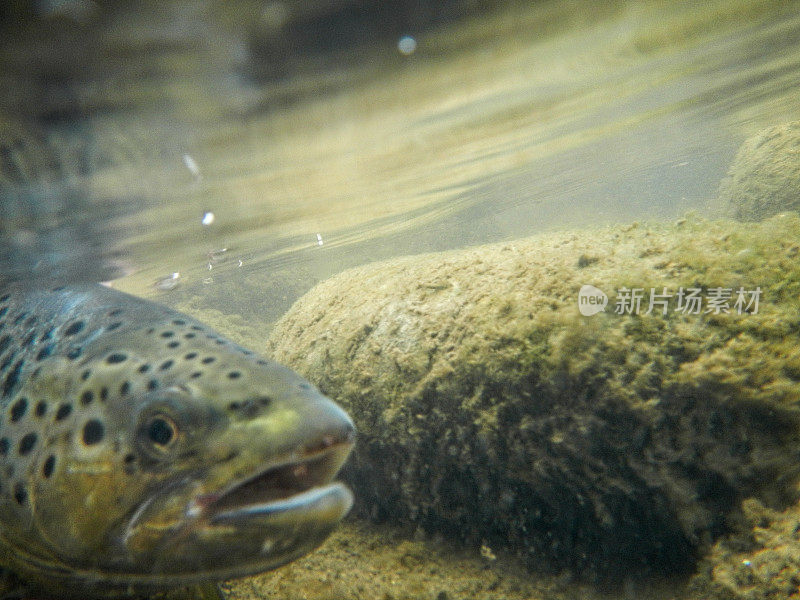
117 401 357 585
134 427 356 580
198 432 355 524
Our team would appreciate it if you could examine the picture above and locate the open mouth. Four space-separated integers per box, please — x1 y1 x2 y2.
198 431 355 524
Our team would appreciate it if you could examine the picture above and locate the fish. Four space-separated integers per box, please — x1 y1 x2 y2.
0 281 355 598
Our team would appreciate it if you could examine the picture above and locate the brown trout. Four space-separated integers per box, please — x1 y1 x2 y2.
0 282 355 598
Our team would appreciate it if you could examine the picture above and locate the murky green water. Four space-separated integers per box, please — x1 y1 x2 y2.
71 0 798 324
3 1 800 598
4 1 799 315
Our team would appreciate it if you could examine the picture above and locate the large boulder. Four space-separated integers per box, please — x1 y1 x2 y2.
268 214 800 580
718 121 800 221
688 497 800 600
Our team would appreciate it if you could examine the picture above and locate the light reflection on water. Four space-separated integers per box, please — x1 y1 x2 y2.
4 1 800 321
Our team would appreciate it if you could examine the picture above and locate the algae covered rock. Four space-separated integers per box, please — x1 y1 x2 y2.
267 215 800 580
688 497 800 600
719 121 800 221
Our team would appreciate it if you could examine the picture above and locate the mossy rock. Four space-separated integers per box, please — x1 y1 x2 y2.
719 121 800 221
267 215 800 581
687 497 800 600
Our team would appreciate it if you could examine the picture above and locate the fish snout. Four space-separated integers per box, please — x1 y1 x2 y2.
296 392 356 459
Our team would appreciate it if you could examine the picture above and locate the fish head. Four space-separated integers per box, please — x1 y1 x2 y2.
5 311 354 594
117 362 356 580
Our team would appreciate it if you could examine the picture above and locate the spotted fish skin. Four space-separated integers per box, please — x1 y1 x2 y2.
0 283 354 598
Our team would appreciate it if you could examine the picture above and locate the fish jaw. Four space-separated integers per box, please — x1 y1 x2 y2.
118 394 356 584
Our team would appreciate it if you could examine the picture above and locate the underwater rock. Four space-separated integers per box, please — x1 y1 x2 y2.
688 497 800 600
268 214 800 581
718 121 800 221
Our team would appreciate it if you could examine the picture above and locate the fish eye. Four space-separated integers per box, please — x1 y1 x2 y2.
145 415 178 449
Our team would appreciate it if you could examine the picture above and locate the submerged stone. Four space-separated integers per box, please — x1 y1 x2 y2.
688 498 800 600
718 121 800 221
268 214 800 581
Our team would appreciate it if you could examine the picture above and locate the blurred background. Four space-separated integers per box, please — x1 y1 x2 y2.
1 0 799 323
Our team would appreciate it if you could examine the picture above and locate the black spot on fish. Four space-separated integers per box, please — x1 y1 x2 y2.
256 359 268 366
190 371 202 378
123 453 137 475
0 353 16 372
10 397 27 421
82 420 104 445
172 319 186 326
81 369 91 381
66 346 82 360
51 286 65 292
0 438 9 455
24 316 37 328
146 328 155 335
228 400 261 419
63 321 85 336
18 433 36 455
40 327 54 341
160 360 174 371
0 336 10 354
108 309 123 317
80 390 93 406
0 308 6 320
3 359 24 397
35 401 47 417
184 333 196 339
258 396 273 407
22 332 35 348
36 344 54 360
42 455 55 478
100 387 108 402
190 325 203 331
184 352 197 360
107 321 123 331
0 294 9 303
106 353 127 364
160 331 175 338
55 404 73 421
147 379 159 391
120 381 131 396
138 364 151 373
167 341 180 349
13 313 27 325
201 356 216 364
13 483 26 505
228 371 242 379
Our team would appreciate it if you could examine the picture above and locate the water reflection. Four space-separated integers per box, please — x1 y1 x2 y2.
3 1 800 316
